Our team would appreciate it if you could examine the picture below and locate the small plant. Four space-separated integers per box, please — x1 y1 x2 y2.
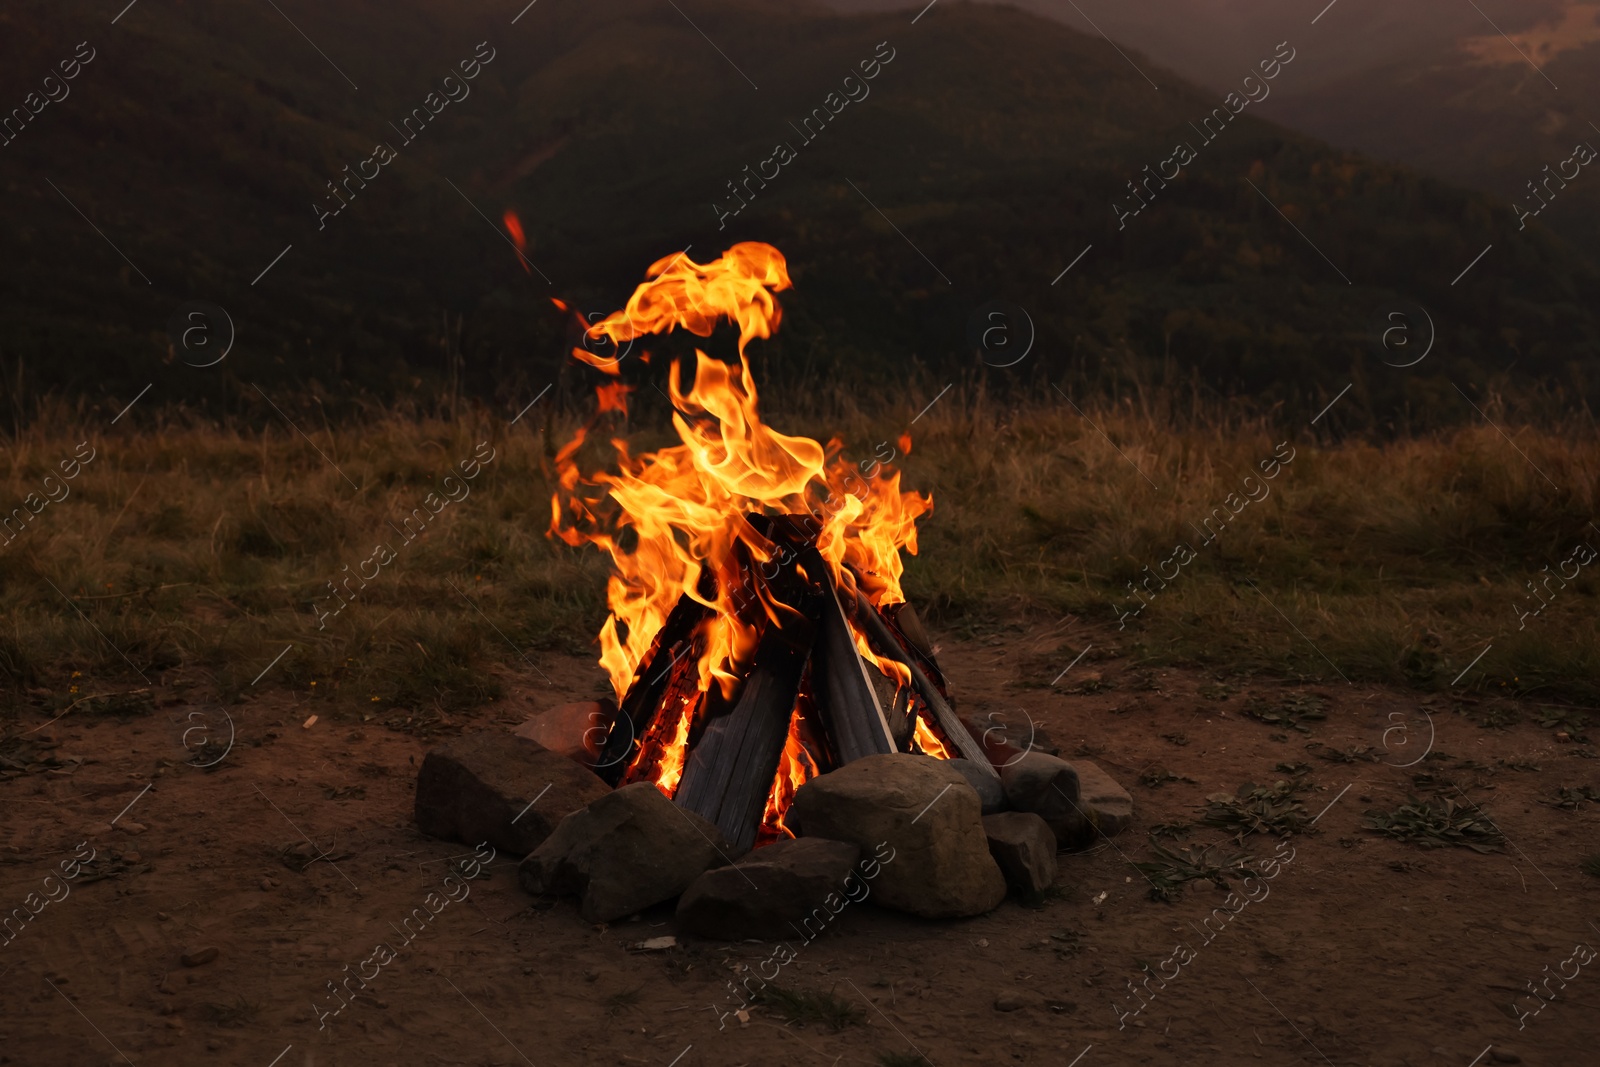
1201 781 1312 841
201 996 260 1028
1198 682 1236 701
1138 766 1192 789
1160 731 1190 747
1244 693 1326 732
1274 761 1312 777
1149 820 1195 839
1363 796 1504 853
1466 702 1520 729
1553 786 1600 810
1020 882 1074 909
756 986 864 1030
1315 744 1377 764
1132 839 1258 903
1580 854 1600 878
1538 707 1590 732
605 985 645 1015
1496 758 1540 772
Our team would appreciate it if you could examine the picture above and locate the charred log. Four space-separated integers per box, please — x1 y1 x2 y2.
801 547 896 764
846 585 997 775
672 593 820 853
599 593 712 784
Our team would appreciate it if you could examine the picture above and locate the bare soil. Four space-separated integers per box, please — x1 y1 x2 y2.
2 620 1597 1067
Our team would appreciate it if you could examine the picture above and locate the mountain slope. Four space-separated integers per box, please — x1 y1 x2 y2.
0 0 1594 428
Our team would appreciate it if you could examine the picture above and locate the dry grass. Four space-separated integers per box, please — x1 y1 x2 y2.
0 387 1594 726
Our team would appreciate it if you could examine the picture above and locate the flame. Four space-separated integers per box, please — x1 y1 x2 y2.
759 711 820 842
503 210 531 275
912 716 953 759
550 242 934 802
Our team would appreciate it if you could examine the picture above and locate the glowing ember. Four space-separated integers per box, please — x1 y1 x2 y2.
548 242 940 827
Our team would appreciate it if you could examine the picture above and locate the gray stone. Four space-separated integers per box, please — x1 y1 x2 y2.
414 731 611 857
1068 759 1135 838
998 752 1084 847
982 812 1058 897
518 782 734 923
789 753 1006 919
948 758 1006 814
676 837 863 940
510 700 615 764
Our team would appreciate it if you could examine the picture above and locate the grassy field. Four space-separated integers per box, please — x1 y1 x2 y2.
0 388 1595 728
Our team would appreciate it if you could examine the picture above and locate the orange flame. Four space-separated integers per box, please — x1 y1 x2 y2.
759 711 820 841
503 210 531 275
550 242 933 797
913 716 953 759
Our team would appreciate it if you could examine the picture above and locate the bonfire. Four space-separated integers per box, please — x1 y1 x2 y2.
547 242 994 851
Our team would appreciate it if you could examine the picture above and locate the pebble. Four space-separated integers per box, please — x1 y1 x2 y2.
259 878 272 892
994 994 1025 1012
116 821 147 836
180 947 219 968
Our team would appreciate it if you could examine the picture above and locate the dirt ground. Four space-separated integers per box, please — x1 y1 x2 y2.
2 618 1598 1067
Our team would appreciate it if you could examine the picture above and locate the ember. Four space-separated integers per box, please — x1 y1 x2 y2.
549 243 994 851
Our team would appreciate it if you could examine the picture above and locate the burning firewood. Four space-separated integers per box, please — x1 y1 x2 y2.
549 241 982 849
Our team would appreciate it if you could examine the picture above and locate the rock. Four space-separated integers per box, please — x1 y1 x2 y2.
518 782 734 923
180 947 218 967
947 759 1006 814
993 990 1044 1012
1067 759 1135 839
677 837 862 940
511 700 616 764
1490 1052 1521 1065
116 820 147 835
998 752 1083 847
982 812 1058 897
789 753 1006 919
414 731 611 857
960 711 1061 764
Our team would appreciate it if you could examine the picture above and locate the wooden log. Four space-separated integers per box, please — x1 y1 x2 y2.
598 593 712 784
801 548 896 764
846 586 998 776
888 685 913 750
672 593 820 853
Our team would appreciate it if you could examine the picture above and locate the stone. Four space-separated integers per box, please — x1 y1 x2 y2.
414 731 610 857
982 812 1058 897
518 782 734 923
179 947 218 967
789 753 1006 919
993 990 1044 1012
999 752 1084 847
947 759 1006 814
511 700 615 764
1068 759 1135 839
960 711 1061 764
677 837 862 940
